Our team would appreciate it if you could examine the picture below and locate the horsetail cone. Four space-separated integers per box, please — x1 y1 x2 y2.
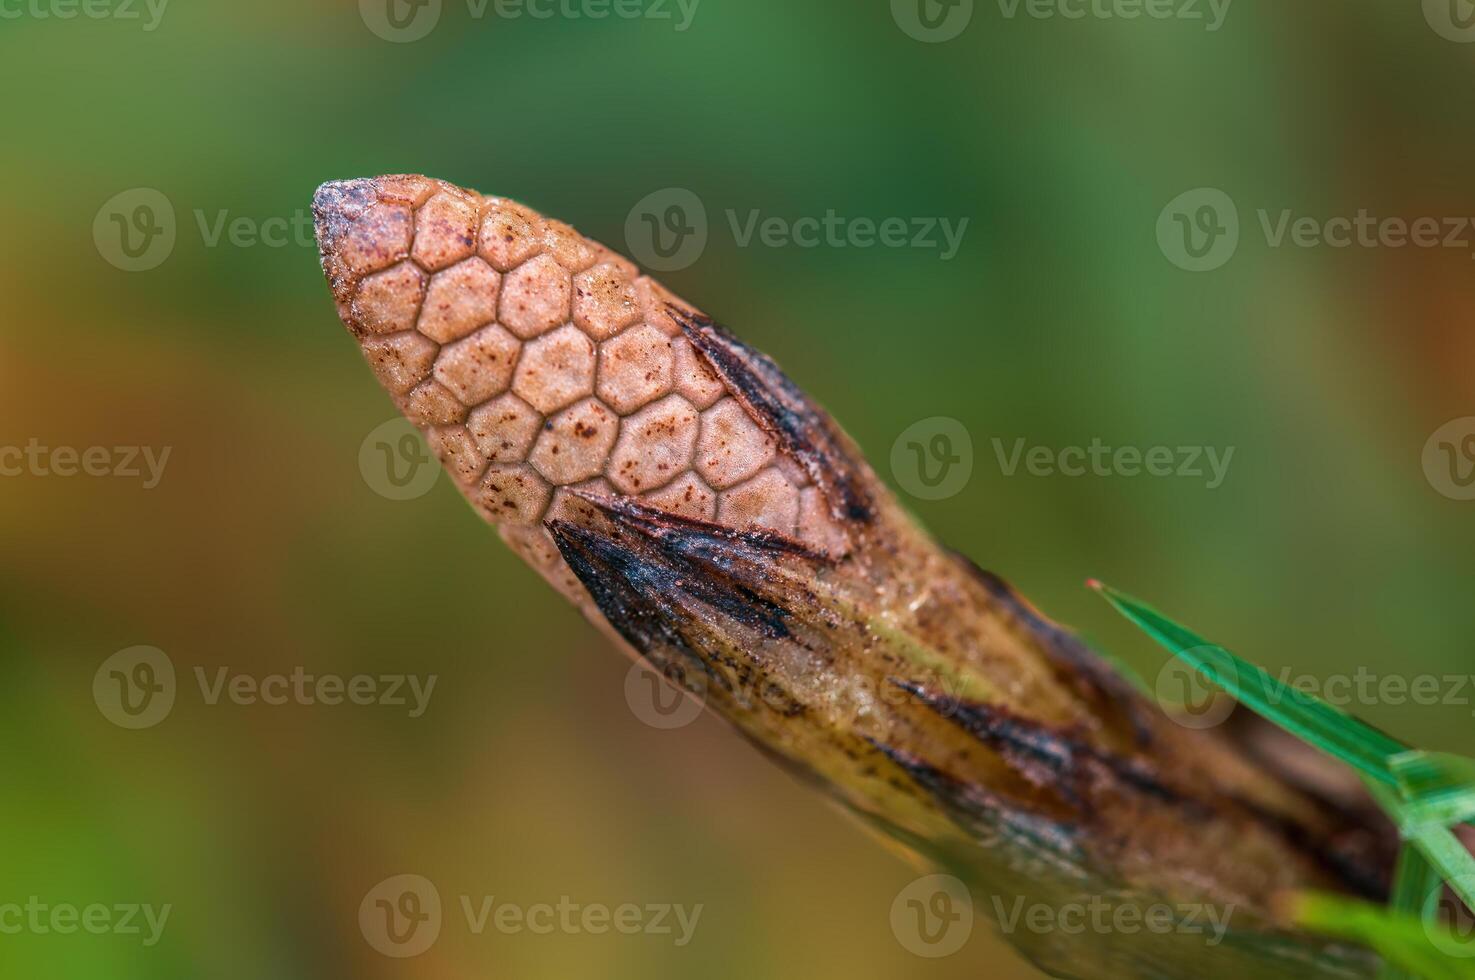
313 175 1392 977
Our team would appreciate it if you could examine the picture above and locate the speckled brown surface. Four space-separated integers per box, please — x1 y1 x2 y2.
313 174 843 607
313 176 1393 979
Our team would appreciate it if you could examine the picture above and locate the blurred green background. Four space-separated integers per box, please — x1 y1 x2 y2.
2 0 1473 976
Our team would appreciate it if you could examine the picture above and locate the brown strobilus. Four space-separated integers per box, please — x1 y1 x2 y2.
312 174 1399 979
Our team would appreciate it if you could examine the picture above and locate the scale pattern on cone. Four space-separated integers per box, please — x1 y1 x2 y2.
313 175 1394 980
312 175 846 600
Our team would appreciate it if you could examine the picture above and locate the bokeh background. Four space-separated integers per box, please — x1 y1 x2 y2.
2 0 1473 976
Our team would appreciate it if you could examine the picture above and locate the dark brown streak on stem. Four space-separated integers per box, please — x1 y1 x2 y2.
1223 796 1391 902
546 520 704 656
953 554 1157 748
868 738 1086 864
896 680 1195 812
568 490 847 628
674 307 876 530
549 518 776 711
573 491 830 566
547 516 794 645
899 680 1393 900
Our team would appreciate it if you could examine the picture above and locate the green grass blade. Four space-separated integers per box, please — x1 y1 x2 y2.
1090 581 1475 973
1381 845 1449 979
1289 893 1475 980
1411 826 1475 911
1365 775 1475 934
1089 581 1407 785
1392 752 1475 829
